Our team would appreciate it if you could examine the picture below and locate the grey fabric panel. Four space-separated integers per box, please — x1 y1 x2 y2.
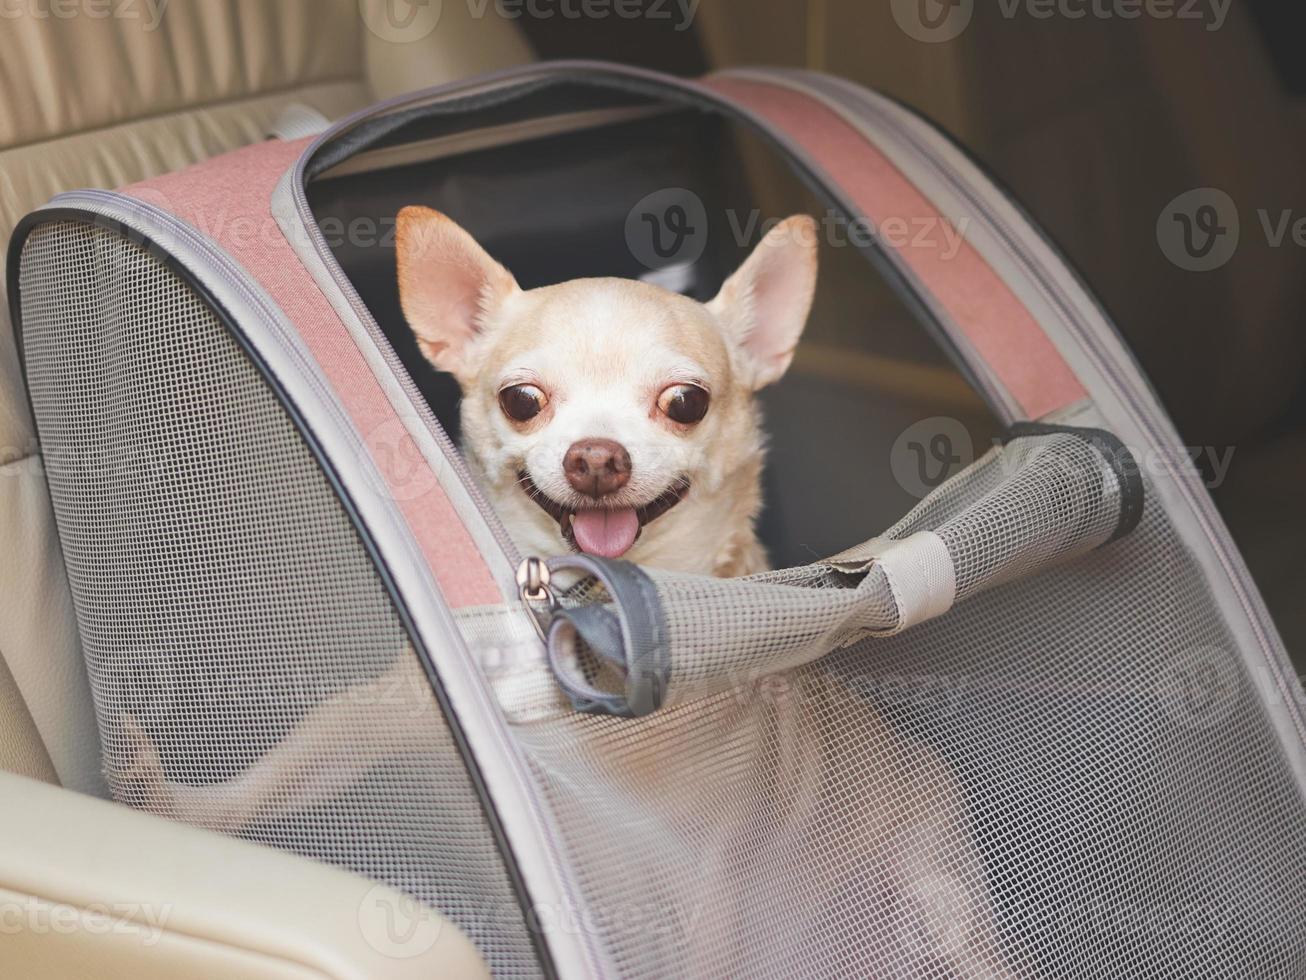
14 216 542 978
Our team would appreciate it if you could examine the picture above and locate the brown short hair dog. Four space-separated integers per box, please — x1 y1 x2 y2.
118 208 1016 977
396 206 820 576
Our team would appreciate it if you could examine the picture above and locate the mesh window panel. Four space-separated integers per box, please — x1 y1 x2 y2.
17 219 539 978
464 443 1306 978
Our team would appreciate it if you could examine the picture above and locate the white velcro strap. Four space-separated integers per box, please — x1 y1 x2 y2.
267 103 331 142
874 531 957 632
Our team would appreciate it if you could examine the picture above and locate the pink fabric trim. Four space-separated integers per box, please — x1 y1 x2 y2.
124 139 503 609
706 76 1085 419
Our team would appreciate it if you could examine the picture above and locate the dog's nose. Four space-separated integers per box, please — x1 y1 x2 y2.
563 439 632 498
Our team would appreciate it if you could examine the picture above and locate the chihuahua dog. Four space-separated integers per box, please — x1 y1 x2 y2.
117 211 820 828
118 208 1015 977
394 206 819 577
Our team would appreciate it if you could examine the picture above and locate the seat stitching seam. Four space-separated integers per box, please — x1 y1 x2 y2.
0 74 362 154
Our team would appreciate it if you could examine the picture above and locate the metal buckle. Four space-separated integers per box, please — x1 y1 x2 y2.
516 556 558 643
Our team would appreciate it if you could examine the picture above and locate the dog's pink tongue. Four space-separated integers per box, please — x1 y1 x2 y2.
571 508 640 559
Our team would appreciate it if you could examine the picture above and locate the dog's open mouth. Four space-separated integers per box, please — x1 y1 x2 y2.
517 471 690 559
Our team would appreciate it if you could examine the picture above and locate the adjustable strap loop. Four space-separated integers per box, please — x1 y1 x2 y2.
537 555 670 719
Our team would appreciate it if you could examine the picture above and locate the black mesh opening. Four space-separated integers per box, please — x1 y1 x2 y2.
306 76 999 568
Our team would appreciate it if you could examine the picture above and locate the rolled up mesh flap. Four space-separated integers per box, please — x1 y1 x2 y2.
544 426 1141 718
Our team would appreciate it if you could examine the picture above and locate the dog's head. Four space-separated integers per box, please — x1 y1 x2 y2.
396 207 818 568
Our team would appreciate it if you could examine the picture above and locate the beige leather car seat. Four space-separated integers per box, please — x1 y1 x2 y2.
0 4 528 974
0 0 531 794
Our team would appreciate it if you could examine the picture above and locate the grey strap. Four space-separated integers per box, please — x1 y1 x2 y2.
543 555 670 718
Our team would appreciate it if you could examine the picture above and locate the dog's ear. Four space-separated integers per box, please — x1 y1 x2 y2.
708 214 819 389
396 206 519 379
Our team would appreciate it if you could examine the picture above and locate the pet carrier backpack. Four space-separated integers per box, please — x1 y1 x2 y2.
8 61 1306 978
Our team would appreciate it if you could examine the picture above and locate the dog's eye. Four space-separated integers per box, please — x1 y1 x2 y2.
499 384 547 422
658 384 710 425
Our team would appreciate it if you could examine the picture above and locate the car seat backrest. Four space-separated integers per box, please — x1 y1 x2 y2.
0 0 531 794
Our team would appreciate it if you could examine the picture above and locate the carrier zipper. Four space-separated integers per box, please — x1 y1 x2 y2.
281 66 613 582
59 191 386 488
281 145 613 979
57 189 522 593
287 188 522 575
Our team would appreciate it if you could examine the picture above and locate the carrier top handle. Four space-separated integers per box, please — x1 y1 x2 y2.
526 425 1144 718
